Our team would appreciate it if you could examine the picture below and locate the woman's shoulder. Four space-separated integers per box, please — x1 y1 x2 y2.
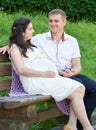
9 44 20 55
10 44 17 49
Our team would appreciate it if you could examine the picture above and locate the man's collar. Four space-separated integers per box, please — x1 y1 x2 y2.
46 31 68 41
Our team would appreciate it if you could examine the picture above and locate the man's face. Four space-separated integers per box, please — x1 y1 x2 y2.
48 14 66 34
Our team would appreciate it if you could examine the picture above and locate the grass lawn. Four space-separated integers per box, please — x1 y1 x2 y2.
0 11 96 130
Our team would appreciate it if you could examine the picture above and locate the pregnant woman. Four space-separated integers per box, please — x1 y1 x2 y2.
8 17 94 130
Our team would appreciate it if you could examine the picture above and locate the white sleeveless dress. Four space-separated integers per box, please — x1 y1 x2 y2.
11 46 83 102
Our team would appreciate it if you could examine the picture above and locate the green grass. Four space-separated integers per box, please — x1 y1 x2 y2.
0 11 96 129
65 21 96 79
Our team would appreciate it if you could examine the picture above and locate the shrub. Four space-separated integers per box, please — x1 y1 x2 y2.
0 0 96 21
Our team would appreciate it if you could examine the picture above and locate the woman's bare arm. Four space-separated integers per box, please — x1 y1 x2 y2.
9 46 56 78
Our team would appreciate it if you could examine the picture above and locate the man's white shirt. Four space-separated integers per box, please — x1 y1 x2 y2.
31 31 81 70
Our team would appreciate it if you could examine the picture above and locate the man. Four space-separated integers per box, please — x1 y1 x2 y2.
0 9 96 129
32 9 96 129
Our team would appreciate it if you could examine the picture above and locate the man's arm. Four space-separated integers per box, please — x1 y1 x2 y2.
0 45 9 54
59 58 81 78
71 57 81 76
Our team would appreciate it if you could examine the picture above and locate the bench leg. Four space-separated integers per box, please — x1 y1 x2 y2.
0 119 28 130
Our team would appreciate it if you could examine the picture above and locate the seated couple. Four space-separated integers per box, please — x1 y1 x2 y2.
0 16 94 130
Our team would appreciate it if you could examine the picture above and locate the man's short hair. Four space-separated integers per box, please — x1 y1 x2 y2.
48 9 67 19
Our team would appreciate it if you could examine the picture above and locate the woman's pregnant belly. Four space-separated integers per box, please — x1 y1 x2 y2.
20 58 59 93
24 58 58 74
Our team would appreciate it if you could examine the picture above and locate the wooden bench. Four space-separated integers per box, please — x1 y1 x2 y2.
0 53 96 130
0 53 65 130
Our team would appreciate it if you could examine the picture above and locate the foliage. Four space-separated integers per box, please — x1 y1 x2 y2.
0 11 96 78
0 0 96 21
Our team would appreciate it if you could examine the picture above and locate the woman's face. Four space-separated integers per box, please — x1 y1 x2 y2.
23 22 34 41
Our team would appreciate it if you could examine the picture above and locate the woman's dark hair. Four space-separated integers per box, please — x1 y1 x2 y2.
9 17 36 57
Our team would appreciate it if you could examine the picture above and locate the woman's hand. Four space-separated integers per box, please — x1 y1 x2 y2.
0 45 9 54
43 71 56 78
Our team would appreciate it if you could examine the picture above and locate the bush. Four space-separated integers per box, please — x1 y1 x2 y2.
0 0 96 22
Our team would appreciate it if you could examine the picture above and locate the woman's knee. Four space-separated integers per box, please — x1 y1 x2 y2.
78 85 85 96
76 85 85 96
68 85 85 100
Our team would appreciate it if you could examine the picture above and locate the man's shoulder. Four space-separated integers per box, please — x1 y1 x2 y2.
65 33 77 41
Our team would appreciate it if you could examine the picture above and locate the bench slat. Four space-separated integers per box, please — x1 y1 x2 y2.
0 53 9 62
0 64 11 76
0 95 52 109
0 119 28 130
0 105 36 119
0 104 63 122
26 107 64 125
0 79 11 91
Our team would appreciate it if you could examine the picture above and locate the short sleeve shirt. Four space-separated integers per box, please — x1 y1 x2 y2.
31 31 81 70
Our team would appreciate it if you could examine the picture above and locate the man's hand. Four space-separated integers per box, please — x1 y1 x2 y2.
59 69 75 78
0 45 9 54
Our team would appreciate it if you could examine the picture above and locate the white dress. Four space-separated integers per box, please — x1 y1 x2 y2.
11 47 83 102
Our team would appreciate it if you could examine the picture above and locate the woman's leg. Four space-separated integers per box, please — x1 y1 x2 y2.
72 74 96 119
67 86 93 130
65 103 78 130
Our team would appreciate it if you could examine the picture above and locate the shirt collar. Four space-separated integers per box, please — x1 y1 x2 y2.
46 31 68 41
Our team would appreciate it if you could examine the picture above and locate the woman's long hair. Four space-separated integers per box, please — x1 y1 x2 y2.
9 17 36 57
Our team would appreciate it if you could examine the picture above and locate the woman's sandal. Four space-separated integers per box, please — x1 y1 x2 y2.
64 125 71 130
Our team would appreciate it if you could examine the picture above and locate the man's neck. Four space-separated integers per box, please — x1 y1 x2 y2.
51 31 64 42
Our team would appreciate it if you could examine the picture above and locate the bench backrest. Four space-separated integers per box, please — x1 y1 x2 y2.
0 53 11 92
